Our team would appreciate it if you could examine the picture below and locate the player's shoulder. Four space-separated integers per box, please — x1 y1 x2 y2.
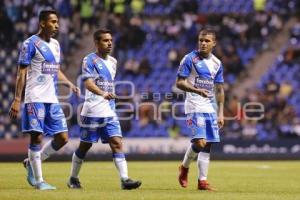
181 50 196 62
23 36 35 45
84 52 96 61
108 55 117 65
210 54 222 66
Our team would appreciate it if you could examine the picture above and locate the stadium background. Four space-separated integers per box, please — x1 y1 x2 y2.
0 0 300 161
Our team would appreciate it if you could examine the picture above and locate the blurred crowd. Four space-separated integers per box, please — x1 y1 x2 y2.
1 0 300 140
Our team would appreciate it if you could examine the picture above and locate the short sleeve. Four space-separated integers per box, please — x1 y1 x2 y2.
177 55 192 78
214 64 224 83
81 56 95 81
18 40 36 66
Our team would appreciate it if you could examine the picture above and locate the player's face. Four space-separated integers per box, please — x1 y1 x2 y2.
96 33 113 55
41 14 59 37
198 33 216 55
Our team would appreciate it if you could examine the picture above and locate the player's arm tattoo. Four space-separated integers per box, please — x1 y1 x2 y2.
14 65 27 101
215 83 224 117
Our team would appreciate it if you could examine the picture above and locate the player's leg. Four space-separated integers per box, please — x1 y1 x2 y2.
22 103 54 189
40 103 68 161
179 138 205 188
108 136 141 190
68 116 97 189
27 132 43 186
178 113 205 188
27 132 56 190
68 141 92 189
40 132 68 161
196 142 215 191
196 113 220 191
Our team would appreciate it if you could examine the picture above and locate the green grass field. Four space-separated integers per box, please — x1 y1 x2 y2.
0 161 300 200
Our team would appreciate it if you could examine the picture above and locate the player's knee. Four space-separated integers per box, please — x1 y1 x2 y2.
112 142 122 151
202 143 212 153
30 132 43 144
109 138 123 152
194 139 207 149
79 141 92 153
54 133 68 148
58 137 68 146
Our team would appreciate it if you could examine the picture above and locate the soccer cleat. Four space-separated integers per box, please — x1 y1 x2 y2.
178 165 189 188
67 177 82 189
198 180 215 191
35 182 56 190
23 158 36 186
121 178 142 190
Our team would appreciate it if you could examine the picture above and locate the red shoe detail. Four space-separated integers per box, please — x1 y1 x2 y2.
178 165 189 188
198 180 216 191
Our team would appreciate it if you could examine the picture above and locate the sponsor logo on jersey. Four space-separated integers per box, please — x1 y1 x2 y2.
37 75 46 83
95 76 114 92
41 61 59 74
194 77 214 92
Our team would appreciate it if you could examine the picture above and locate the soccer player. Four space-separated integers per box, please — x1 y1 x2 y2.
9 10 80 190
176 29 224 191
67 29 142 190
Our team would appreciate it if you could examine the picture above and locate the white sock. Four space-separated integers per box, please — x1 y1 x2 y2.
28 149 44 183
40 141 57 161
113 154 128 180
182 144 198 168
70 152 84 178
197 152 210 181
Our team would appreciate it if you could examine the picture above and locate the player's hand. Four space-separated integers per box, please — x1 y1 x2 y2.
9 99 21 119
103 92 116 100
197 88 212 98
71 85 81 97
217 116 224 129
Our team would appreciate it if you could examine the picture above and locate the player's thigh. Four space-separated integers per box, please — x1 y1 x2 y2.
22 103 46 134
187 113 207 140
100 117 122 144
44 103 68 136
187 113 220 142
80 116 102 143
205 113 220 142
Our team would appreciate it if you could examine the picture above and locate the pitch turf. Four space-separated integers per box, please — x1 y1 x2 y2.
0 161 300 200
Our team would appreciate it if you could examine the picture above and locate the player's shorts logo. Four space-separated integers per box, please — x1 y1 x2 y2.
186 119 193 126
197 117 205 127
30 119 38 127
62 118 67 128
81 130 88 139
37 108 45 119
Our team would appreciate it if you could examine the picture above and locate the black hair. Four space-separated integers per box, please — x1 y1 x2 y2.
93 29 112 41
39 10 57 22
199 28 216 40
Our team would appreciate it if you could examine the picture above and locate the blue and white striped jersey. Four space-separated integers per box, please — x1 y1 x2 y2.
18 35 61 104
177 50 224 114
81 53 117 117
